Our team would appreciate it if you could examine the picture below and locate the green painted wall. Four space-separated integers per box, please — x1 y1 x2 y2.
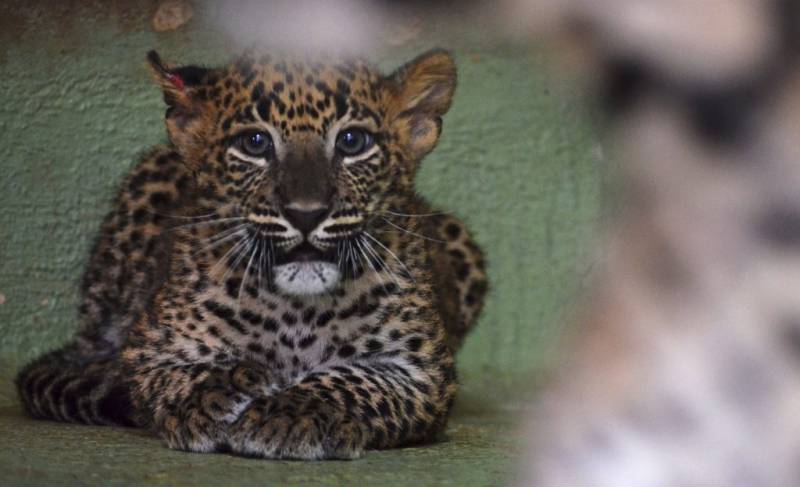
0 2 603 390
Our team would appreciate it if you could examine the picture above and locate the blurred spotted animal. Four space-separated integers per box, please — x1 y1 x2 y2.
511 0 800 486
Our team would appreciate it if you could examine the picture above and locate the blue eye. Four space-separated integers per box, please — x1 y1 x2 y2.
240 131 274 158
335 128 374 156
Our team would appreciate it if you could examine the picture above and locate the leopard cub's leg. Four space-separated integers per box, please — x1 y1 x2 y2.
131 360 274 453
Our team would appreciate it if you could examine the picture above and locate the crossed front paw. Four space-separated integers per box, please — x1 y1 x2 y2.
228 396 368 460
160 391 252 452
158 363 275 452
157 368 367 459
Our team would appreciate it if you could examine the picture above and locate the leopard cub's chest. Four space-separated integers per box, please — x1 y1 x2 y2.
179 277 400 382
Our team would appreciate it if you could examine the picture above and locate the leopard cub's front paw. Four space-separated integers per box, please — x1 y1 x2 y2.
160 388 252 453
228 398 368 460
159 366 275 453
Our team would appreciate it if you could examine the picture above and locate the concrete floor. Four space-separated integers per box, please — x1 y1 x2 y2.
0 381 523 487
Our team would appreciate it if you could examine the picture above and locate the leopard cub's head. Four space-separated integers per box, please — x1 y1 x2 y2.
147 49 456 295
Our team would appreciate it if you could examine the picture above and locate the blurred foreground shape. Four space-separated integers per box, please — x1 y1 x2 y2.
512 1 800 486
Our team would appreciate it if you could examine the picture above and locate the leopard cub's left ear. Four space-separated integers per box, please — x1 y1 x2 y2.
388 49 457 160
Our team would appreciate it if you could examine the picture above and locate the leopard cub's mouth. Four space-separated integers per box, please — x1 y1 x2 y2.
273 242 340 296
275 241 337 266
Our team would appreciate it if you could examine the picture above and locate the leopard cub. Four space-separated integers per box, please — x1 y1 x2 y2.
16 49 487 459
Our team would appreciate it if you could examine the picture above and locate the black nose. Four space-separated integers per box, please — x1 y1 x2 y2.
282 205 330 235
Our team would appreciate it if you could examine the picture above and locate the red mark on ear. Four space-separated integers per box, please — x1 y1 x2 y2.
166 73 184 91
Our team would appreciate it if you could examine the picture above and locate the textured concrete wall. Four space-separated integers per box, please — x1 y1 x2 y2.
0 2 603 386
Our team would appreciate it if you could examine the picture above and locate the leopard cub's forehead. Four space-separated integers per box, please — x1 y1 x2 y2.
205 54 388 137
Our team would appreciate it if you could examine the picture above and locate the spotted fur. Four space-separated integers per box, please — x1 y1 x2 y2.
15 49 487 460
514 1 800 485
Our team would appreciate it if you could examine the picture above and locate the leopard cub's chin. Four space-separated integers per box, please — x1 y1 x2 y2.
273 261 340 296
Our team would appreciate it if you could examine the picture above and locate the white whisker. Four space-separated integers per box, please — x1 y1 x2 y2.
258 238 266 292
238 240 258 306
363 231 416 283
222 235 254 286
381 217 446 244
209 235 249 282
169 216 247 232
337 239 345 279
269 239 276 273
191 226 248 257
359 236 400 290
347 240 358 279
383 209 452 218
365 235 403 289
144 208 220 221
